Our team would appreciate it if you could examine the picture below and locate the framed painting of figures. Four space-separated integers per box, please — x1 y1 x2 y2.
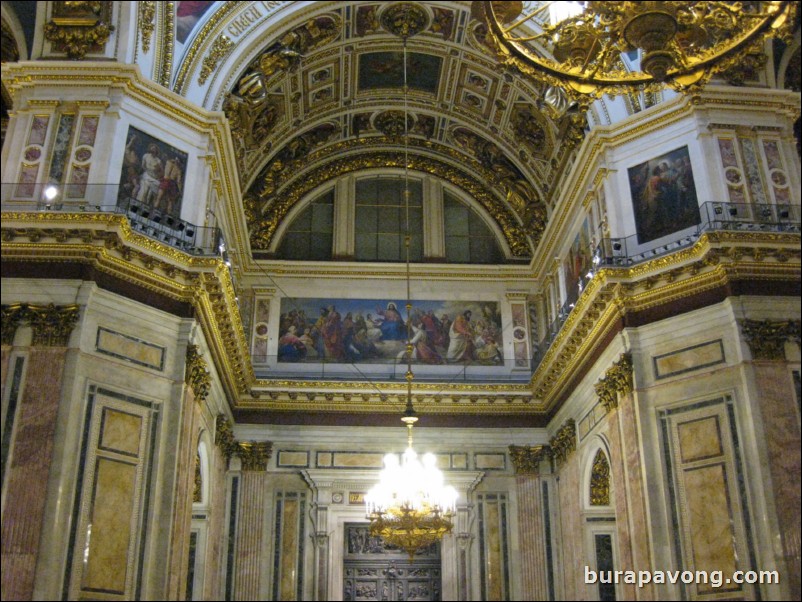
628 146 701 244
278 298 504 365
118 126 188 219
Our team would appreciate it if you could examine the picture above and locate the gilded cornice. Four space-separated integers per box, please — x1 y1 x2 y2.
185 343 212 402
740 319 801 361
530 231 800 412
509 445 549 475
1 213 253 401
549 419 576 465
595 353 634 413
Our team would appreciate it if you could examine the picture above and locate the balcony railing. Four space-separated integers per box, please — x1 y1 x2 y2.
533 201 800 371
1 183 222 256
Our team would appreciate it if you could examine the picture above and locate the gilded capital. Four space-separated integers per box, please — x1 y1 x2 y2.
185 344 212 402
595 353 634 413
549 419 576 465
215 414 239 459
741 319 800 361
1 304 27 346
237 441 273 471
28 304 80 347
509 445 548 475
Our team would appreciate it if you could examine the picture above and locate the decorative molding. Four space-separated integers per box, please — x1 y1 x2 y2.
549 419 576 465
237 441 273 471
508 445 549 475
589 450 610 506
185 343 212 402
43 1 115 60
139 2 156 54
740 319 801 361
595 353 634 413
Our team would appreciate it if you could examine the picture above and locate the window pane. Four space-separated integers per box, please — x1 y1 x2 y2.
312 204 333 232
355 233 377 259
377 233 401 260
356 206 377 232
446 237 470 262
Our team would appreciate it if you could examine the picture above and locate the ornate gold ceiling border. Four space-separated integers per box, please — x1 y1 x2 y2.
1 212 254 401
246 143 535 258
156 2 174 88
530 231 801 411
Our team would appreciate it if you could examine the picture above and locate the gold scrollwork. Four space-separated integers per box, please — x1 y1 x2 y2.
198 35 235 85
139 2 156 54
215 414 238 459
24 303 80 347
185 343 212 402
595 353 634 413
549 419 576 465
509 444 548 475
237 440 273 471
193 451 202 503
43 1 115 60
740 319 801 361
1 304 27 346
589 449 610 506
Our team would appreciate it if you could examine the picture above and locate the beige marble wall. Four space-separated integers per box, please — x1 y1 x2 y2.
556 454 584 600
1 348 66 601
516 475 549 599
234 471 268 600
752 362 801 600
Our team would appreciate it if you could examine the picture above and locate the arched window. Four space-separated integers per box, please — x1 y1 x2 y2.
355 177 423 261
443 190 504 263
275 189 334 260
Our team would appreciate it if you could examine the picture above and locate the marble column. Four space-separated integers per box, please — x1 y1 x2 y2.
233 441 272 601
742 320 801 600
509 445 550 599
0 304 78 601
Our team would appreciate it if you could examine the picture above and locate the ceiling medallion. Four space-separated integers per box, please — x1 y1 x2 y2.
475 1 796 99
380 3 430 39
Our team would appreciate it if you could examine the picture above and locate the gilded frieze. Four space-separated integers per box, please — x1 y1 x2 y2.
740 319 801 361
509 445 549 475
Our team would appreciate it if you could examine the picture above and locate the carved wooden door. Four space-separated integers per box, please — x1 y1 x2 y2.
343 524 441 601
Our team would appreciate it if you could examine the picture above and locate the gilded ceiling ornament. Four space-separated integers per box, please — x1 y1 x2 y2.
27 304 80 347
595 353 634 413
43 1 115 60
510 105 550 157
740 319 801 361
374 110 414 141
246 148 532 257
139 2 156 54
237 441 273 471
590 449 611 506
549 419 576 465
379 2 430 39
185 343 212 402
509 444 549 475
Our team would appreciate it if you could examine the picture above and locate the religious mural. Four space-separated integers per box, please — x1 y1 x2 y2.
358 52 442 94
627 146 700 244
118 126 188 218
278 298 504 364
175 1 215 44
562 217 592 307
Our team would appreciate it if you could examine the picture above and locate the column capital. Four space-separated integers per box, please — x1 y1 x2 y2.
28 304 80 346
509 445 548 475
549 419 576 465
1 304 27 345
185 343 211 402
237 441 273 471
595 352 634 412
740 319 800 360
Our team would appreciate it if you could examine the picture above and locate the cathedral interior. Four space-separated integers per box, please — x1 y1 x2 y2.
0 2 800 601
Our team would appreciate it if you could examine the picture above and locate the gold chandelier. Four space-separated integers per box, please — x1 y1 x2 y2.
364 2 458 560
474 1 795 99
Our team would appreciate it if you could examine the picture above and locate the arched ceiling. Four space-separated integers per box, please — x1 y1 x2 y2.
213 1 586 260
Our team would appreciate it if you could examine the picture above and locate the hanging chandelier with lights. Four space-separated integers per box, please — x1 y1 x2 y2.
364 2 458 561
475 1 796 99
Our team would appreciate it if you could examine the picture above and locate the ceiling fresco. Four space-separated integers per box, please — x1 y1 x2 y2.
219 2 586 259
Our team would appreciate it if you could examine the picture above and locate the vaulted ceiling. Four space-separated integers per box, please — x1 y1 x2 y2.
220 2 587 260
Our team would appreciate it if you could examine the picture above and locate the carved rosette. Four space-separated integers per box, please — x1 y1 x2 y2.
185 343 212 402
595 353 634 413
509 444 548 475
549 419 576 465
237 441 273 471
380 3 430 39
740 319 801 361
43 1 115 60
589 450 610 506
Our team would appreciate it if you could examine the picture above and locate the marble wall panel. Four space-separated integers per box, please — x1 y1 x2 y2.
95 327 165 371
653 340 725 380
477 493 510 601
272 491 306 601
